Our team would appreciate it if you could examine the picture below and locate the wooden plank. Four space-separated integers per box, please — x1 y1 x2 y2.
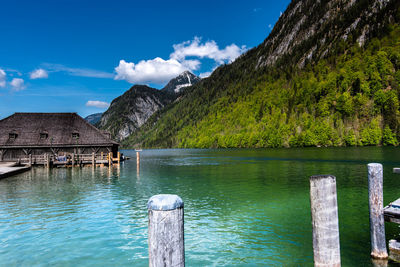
384 198 400 224
0 165 31 179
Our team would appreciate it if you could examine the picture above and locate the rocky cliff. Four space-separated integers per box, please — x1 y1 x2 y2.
99 72 200 141
84 113 102 125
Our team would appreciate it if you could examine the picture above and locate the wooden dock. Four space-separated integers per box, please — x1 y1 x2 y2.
383 168 400 262
384 199 400 224
0 162 31 179
12 152 122 168
384 168 400 223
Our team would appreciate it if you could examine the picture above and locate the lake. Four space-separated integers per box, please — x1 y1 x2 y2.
1 147 400 266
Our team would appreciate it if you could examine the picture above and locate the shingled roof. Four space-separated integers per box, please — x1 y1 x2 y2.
0 113 118 147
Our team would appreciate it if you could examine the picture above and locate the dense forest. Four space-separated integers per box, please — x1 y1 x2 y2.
123 2 400 149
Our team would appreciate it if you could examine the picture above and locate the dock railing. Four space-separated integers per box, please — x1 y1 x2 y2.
9 152 120 167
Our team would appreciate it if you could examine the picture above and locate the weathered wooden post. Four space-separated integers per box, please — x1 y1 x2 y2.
108 152 112 166
117 151 121 165
368 163 388 259
46 154 50 168
310 175 341 267
148 194 185 267
136 151 140 175
92 152 95 166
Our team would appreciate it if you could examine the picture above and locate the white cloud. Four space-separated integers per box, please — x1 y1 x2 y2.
115 37 247 85
115 58 197 85
199 71 212 78
86 100 110 109
171 37 246 64
30 68 48 79
10 78 25 91
43 63 114 78
0 69 6 87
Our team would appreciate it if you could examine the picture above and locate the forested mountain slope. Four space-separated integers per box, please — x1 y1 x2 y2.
124 0 400 148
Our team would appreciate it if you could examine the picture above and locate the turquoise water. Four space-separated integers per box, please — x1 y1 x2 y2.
1 147 400 266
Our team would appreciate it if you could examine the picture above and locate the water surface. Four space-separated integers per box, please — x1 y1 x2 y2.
1 147 400 266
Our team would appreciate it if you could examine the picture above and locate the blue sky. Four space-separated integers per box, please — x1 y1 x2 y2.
0 0 290 119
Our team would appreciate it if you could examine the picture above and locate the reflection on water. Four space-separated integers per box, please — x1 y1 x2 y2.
1 147 400 266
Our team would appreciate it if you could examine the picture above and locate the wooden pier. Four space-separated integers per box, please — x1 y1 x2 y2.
383 198 400 224
1 152 123 169
0 162 31 179
382 168 400 262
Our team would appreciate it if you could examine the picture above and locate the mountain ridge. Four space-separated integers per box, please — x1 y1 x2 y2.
98 71 201 141
84 113 102 125
162 71 201 94
122 0 400 148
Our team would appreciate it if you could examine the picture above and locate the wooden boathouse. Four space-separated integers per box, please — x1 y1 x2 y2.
0 113 119 166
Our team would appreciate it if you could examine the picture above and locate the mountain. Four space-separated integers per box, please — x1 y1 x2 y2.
123 0 400 148
98 85 172 141
98 72 201 141
84 113 102 125
162 71 201 94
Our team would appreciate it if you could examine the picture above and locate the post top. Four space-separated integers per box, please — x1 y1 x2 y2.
310 174 336 181
368 163 382 168
147 194 184 211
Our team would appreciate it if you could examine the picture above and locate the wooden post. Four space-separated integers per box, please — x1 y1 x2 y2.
310 175 341 267
101 152 104 161
148 194 184 267
92 152 95 166
117 151 120 165
368 163 388 259
72 153 75 167
29 154 32 167
46 154 50 168
108 152 111 166
389 240 400 262
136 151 140 175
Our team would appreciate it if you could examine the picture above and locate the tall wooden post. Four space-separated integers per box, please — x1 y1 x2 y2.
108 152 112 166
92 152 95 166
368 163 388 259
310 175 341 267
136 151 140 175
148 194 184 267
46 154 50 168
117 151 121 165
